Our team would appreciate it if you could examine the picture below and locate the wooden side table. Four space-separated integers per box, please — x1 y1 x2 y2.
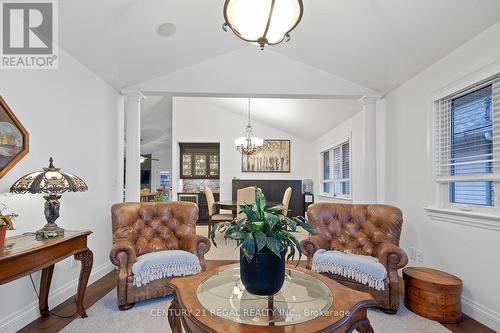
0 230 93 318
403 267 462 323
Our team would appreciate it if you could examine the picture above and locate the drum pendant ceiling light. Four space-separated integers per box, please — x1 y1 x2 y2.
223 0 304 49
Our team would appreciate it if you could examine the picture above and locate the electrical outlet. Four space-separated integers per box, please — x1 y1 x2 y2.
416 250 423 263
410 247 416 260
70 257 78 268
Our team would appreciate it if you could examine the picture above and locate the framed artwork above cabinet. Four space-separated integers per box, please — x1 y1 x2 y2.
180 143 220 179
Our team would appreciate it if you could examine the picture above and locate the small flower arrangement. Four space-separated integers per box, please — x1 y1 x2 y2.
0 204 18 230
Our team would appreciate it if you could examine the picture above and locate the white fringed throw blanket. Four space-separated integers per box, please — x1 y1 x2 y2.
312 249 387 291
132 250 201 287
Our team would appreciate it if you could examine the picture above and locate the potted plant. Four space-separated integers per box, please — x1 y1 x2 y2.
152 192 165 202
0 204 17 248
211 187 316 296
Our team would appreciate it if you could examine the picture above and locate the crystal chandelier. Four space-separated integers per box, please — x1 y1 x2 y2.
223 0 304 50
235 99 264 155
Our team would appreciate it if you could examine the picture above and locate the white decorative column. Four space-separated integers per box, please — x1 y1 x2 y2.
123 91 145 202
150 154 158 192
116 94 125 202
359 96 380 203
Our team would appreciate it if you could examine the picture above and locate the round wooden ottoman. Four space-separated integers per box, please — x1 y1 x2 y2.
403 267 462 323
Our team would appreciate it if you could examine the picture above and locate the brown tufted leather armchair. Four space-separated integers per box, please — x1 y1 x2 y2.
301 203 408 313
109 202 211 310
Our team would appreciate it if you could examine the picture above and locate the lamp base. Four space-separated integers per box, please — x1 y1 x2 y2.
35 223 64 240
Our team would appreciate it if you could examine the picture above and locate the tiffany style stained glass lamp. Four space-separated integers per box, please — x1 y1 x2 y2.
10 157 88 240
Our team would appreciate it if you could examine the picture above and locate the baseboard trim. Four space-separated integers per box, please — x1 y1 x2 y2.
0 261 114 333
462 295 500 332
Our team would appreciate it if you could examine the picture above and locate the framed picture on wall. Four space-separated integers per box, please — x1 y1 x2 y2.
242 139 290 173
0 96 29 178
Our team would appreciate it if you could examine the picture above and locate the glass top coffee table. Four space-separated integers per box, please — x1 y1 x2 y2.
167 263 375 333
197 266 333 326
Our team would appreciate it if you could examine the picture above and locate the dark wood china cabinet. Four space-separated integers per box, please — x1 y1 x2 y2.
180 143 220 179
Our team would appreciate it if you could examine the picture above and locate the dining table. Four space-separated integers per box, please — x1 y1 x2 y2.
214 200 282 212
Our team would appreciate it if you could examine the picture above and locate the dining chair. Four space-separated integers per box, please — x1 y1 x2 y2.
204 187 234 237
237 186 256 218
140 189 151 202
282 187 292 216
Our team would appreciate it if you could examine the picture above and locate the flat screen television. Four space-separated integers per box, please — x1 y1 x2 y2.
140 170 150 188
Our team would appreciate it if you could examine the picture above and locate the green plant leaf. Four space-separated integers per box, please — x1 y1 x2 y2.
266 204 286 214
255 187 266 220
210 221 229 247
254 231 267 251
286 239 296 261
234 218 245 229
295 216 316 235
240 204 258 222
266 212 280 230
290 236 302 265
227 230 246 240
284 216 297 232
209 186 312 265
250 221 264 232
278 230 293 242
266 237 282 258
241 233 256 262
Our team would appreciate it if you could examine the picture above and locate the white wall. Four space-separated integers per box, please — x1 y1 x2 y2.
383 21 500 331
172 97 314 200
309 20 500 330
0 49 119 332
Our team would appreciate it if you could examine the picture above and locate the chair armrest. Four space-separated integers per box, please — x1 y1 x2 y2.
109 240 137 306
109 240 137 271
373 242 408 270
301 234 330 269
179 234 211 270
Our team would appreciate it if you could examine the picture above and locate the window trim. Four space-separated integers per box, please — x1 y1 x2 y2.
319 135 352 200
424 206 500 232
432 72 500 214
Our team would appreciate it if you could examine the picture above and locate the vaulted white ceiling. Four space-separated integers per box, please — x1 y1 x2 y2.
60 0 242 90
207 97 362 141
273 0 500 92
60 0 500 93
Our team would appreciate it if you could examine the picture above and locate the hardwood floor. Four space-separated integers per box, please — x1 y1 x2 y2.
19 260 495 333
18 271 116 333
443 316 496 333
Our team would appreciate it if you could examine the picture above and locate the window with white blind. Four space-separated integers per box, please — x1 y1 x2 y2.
320 139 351 199
435 77 500 207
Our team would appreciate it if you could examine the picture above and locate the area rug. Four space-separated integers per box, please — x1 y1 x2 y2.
62 289 451 333
63 226 450 332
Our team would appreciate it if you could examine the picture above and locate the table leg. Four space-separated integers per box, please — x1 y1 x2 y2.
354 319 374 333
268 296 274 321
74 248 93 318
39 264 54 318
168 293 183 333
